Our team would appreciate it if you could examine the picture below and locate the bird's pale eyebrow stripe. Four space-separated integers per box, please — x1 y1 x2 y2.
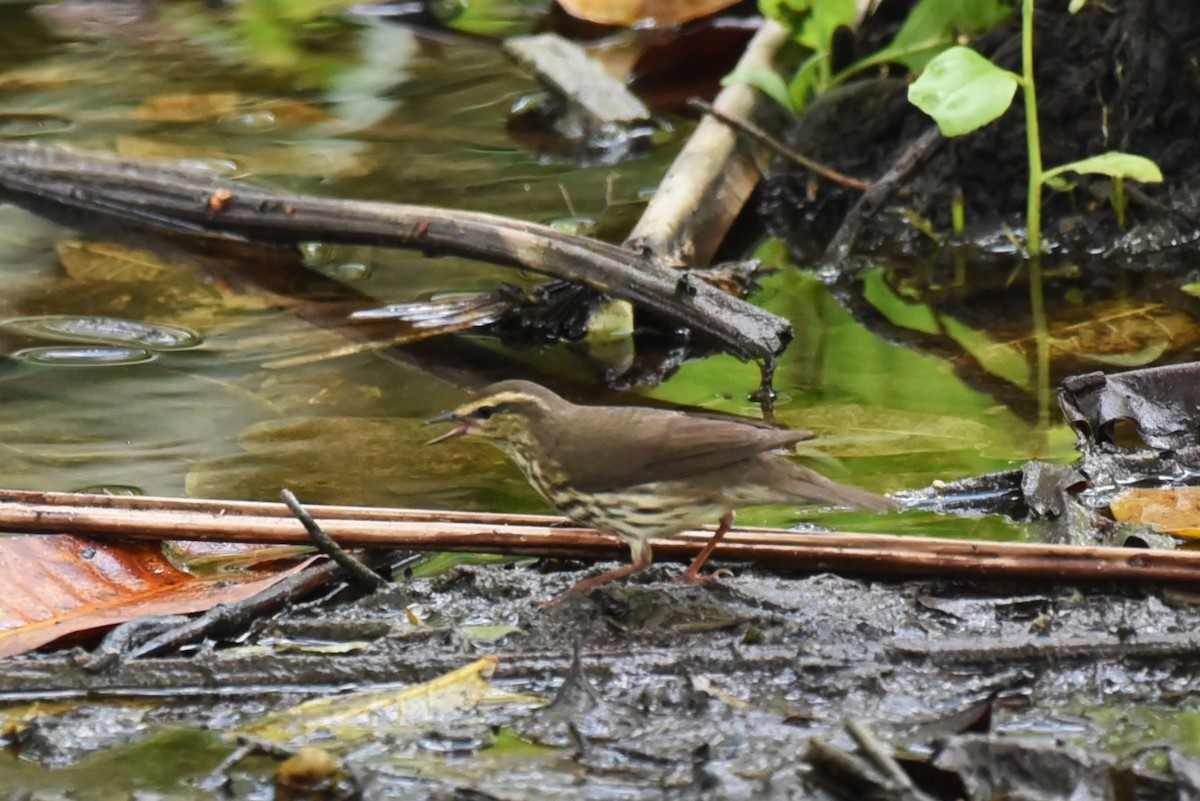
472 392 550 412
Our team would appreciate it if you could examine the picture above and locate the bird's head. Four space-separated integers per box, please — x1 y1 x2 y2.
425 380 562 448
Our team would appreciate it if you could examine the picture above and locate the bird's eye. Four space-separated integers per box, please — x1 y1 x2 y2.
475 406 495 420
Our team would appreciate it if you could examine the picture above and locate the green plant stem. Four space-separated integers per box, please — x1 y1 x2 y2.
1022 0 1043 257
1028 254 1051 432
952 187 966 285
1021 0 1050 433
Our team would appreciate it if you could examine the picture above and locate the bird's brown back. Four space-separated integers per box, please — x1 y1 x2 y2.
534 401 814 494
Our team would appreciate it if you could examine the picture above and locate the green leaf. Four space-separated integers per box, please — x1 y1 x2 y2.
792 0 857 50
723 66 794 113
941 317 1031 388
1042 152 1164 184
907 46 1020 136
760 0 854 52
787 51 827 109
1043 174 1076 192
860 270 941 334
759 0 811 28
785 403 997 458
882 0 1013 72
1076 341 1170 368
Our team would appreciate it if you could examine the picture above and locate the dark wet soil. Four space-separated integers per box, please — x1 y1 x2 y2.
9 562 1200 798
763 0 1200 270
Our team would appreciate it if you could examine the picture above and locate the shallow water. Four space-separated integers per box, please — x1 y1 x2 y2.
0 2 1193 797
0 1 1066 543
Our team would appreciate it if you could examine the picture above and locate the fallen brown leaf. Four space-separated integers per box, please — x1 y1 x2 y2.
0 534 312 658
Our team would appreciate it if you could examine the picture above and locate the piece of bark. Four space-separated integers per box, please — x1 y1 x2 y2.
505 33 650 124
626 19 791 266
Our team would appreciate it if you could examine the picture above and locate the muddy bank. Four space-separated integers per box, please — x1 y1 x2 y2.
7 564 1200 798
763 0 1200 270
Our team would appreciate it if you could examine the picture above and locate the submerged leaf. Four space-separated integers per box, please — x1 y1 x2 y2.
793 403 995 457
57 240 168 283
942 317 1031 388
1047 303 1199 364
959 301 1200 387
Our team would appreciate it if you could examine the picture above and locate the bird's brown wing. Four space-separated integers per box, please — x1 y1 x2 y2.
544 405 814 493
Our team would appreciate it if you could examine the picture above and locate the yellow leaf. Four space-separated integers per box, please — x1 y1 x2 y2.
238 657 543 744
1111 487 1200 539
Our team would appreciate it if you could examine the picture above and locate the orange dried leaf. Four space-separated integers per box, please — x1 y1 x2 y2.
1110 487 1200 539
556 0 739 26
0 535 312 658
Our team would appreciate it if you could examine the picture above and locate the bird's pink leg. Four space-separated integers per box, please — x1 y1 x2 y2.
539 539 654 608
675 511 733 584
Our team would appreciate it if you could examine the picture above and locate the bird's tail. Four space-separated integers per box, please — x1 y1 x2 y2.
783 464 898 513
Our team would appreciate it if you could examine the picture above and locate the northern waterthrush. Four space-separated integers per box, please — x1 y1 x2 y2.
427 380 895 601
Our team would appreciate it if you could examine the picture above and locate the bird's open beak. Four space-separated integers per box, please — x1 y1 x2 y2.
424 411 472 445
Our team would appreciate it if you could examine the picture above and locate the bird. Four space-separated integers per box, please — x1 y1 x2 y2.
426 379 896 603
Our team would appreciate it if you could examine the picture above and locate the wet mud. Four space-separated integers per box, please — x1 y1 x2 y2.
7 562 1200 798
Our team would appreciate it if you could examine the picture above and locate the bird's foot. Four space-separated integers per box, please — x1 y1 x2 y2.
535 593 569 610
537 560 649 608
670 566 734 585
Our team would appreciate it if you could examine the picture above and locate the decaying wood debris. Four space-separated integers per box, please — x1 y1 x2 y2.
0 142 789 361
